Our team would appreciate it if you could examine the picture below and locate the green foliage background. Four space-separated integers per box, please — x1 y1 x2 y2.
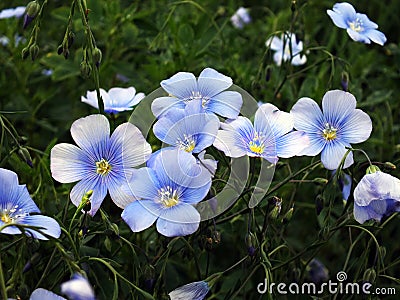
0 0 399 299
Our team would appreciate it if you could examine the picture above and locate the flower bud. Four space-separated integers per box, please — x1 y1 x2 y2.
68 31 75 49
18 147 33 168
265 65 272 82
384 161 396 170
291 0 297 12
363 268 376 283
282 207 294 223
366 165 381 174
23 1 40 29
57 44 63 55
312 177 329 185
143 265 156 291
21 47 30 60
80 61 92 78
29 44 40 61
92 47 102 68
245 232 257 256
341 71 349 91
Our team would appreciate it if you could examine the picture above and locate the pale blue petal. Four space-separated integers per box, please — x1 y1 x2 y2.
61 274 95 300
110 122 152 168
213 122 248 158
122 200 162 232
107 87 137 107
169 281 209 300
0 6 26 19
291 53 307 66
353 202 375 224
123 167 159 200
107 173 133 208
276 131 309 158
157 203 200 237
273 51 283 66
81 88 109 110
206 91 243 119
198 68 233 97
299 133 325 156
256 103 294 139
70 177 107 216
327 9 348 29
322 90 356 126
346 28 371 43
364 29 387 46
153 115 181 146
196 151 218 177
331 3 356 23
340 109 372 144
356 13 378 29
321 140 353 170
353 199 389 224
291 97 324 133
30 288 66 300
20 215 61 240
70 114 110 160
265 36 283 51
181 180 211 204
50 143 92 183
161 72 197 99
151 96 186 118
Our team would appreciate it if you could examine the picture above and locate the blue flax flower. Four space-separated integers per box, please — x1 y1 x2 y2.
50 114 152 216
353 170 400 224
0 6 25 19
327 2 387 45
151 68 242 119
290 90 372 170
30 288 65 300
230 7 251 29
213 103 309 164
169 281 209 300
266 32 307 66
0 168 60 240
61 273 95 300
81 87 145 114
122 149 212 237
153 100 220 153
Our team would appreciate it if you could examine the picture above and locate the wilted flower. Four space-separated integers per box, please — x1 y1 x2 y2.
0 168 61 240
153 100 220 153
151 67 243 119
353 169 400 224
169 281 209 300
122 149 212 237
230 7 251 29
290 90 372 170
61 273 95 300
327 2 386 45
0 6 26 19
213 103 309 164
266 32 307 66
50 114 152 216
81 87 145 114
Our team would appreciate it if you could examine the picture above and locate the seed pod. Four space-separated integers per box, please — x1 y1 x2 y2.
29 44 40 61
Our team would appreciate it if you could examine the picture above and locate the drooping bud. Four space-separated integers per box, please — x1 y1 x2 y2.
265 65 272 82
291 0 297 12
269 197 282 219
92 47 102 68
80 61 92 78
67 31 75 49
18 147 33 168
312 177 329 185
143 265 156 291
29 44 40 61
282 207 294 223
21 47 30 59
363 268 376 283
23 1 40 29
245 232 257 256
341 71 349 91
57 44 63 55
383 161 396 170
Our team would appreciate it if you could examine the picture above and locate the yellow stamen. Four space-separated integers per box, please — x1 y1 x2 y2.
249 133 265 154
159 186 179 208
1 214 12 224
322 123 337 141
178 135 196 153
96 159 112 175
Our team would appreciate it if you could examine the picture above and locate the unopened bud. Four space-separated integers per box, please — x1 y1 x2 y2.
18 147 33 168
144 265 156 291
57 44 63 55
366 165 381 174
245 232 257 256
23 1 40 29
291 0 296 12
341 71 349 91
67 31 75 49
313 178 329 185
315 195 324 215
282 207 294 223
22 47 29 59
265 65 272 82
93 47 102 68
29 44 40 61
363 268 376 283
80 61 92 78
384 162 396 170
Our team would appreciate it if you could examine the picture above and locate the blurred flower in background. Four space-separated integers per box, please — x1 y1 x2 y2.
266 32 307 66
230 7 251 29
327 2 387 45
61 273 95 300
81 87 145 114
306 259 329 284
0 6 26 19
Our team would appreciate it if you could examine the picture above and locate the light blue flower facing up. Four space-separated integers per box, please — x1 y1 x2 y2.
122 149 212 237
0 168 60 240
50 114 152 216
213 103 309 164
151 68 243 119
153 100 220 154
291 90 372 170
327 2 387 45
353 171 400 224
169 281 209 300
81 87 145 114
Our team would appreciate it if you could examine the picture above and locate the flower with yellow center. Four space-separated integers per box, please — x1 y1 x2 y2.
96 158 112 175
322 123 338 141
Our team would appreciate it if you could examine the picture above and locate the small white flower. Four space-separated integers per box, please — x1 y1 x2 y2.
0 6 26 19
230 7 251 29
266 32 307 66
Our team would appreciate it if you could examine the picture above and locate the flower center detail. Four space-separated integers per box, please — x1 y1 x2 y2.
96 159 112 175
1 205 25 224
189 91 209 107
158 186 179 208
177 134 196 153
322 123 338 141
349 18 363 32
1 213 12 224
249 132 265 154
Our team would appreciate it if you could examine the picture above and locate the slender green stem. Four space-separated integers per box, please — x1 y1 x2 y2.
0 254 7 300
